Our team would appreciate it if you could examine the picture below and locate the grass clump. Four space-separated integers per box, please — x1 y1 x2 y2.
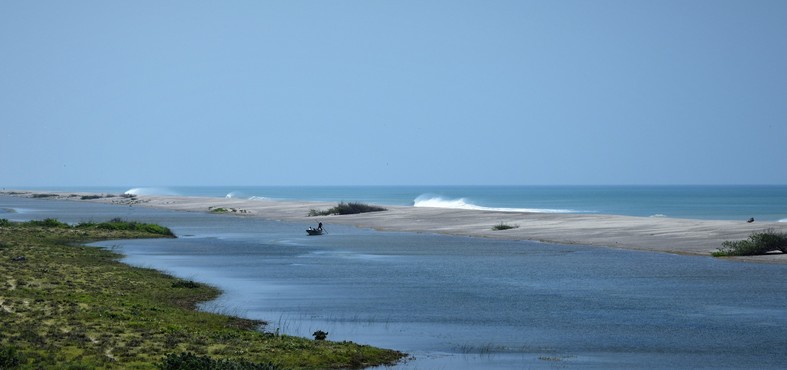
171 280 201 289
0 346 21 369
77 217 175 237
0 219 405 369
210 207 230 214
492 222 519 231
713 229 787 257
158 352 279 370
308 202 387 216
26 218 70 228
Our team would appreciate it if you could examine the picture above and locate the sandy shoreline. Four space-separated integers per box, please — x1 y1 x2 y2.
4 190 787 263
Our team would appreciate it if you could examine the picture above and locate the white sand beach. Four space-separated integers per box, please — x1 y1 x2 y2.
5 190 785 263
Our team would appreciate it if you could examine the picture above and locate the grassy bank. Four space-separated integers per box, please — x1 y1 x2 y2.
0 219 404 369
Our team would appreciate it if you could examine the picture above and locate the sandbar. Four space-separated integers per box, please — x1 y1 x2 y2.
4 190 787 263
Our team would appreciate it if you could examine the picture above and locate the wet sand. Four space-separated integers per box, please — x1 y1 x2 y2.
4 190 787 263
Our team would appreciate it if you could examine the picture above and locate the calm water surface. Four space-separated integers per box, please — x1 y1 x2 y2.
3 196 786 369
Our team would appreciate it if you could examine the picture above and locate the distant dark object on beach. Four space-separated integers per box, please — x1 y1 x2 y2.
747 217 755 223
308 202 387 216
312 330 328 341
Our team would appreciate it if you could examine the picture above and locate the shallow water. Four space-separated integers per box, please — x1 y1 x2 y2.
3 196 787 369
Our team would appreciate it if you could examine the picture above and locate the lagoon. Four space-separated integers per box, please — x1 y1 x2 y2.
3 196 786 369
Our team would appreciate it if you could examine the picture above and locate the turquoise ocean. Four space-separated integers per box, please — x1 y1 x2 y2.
21 185 787 222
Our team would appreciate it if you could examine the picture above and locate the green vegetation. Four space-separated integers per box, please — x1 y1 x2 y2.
492 222 519 231
0 219 404 369
158 352 279 370
80 195 113 200
210 207 230 214
76 218 175 237
713 229 787 257
308 202 387 216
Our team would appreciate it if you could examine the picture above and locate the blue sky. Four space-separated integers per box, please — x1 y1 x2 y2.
1 1 785 186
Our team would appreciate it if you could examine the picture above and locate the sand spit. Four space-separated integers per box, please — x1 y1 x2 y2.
3 190 787 263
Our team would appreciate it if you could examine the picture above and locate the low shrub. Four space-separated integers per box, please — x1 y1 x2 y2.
713 229 787 257
0 346 21 369
308 202 387 216
0 219 11 227
492 222 519 231
27 218 69 228
172 280 201 289
158 352 280 370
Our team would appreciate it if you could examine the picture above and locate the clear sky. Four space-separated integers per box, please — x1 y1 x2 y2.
1 1 785 186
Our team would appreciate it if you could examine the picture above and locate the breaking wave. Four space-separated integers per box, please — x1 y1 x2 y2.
413 194 582 214
779 218 787 223
225 191 268 201
124 187 179 196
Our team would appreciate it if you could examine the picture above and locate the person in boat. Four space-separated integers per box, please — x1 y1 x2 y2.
318 222 323 230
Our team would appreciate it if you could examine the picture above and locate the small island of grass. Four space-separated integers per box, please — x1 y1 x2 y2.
308 202 387 216
0 218 404 369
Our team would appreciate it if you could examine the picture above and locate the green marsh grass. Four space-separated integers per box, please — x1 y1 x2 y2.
0 219 404 369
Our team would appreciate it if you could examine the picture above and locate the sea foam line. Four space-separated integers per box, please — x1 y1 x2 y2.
225 191 269 201
124 187 179 196
412 195 583 214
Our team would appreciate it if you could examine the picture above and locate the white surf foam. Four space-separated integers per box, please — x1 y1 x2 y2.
226 192 268 201
412 194 581 214
779 218 787 223
124 187 179 196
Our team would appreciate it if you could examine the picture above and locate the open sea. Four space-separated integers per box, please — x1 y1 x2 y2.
12 185 787 222
2 186 787 369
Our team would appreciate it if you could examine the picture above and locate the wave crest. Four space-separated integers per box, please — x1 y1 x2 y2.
226 191 268 201
413 194 581 214
124 187 179 196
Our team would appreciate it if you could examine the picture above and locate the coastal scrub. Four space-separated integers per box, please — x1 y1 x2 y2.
308 202 387 216
0 219 404 369
713 229 787 257
492 222 519 231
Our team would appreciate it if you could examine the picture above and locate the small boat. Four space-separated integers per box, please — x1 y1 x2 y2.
306 227 324 236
